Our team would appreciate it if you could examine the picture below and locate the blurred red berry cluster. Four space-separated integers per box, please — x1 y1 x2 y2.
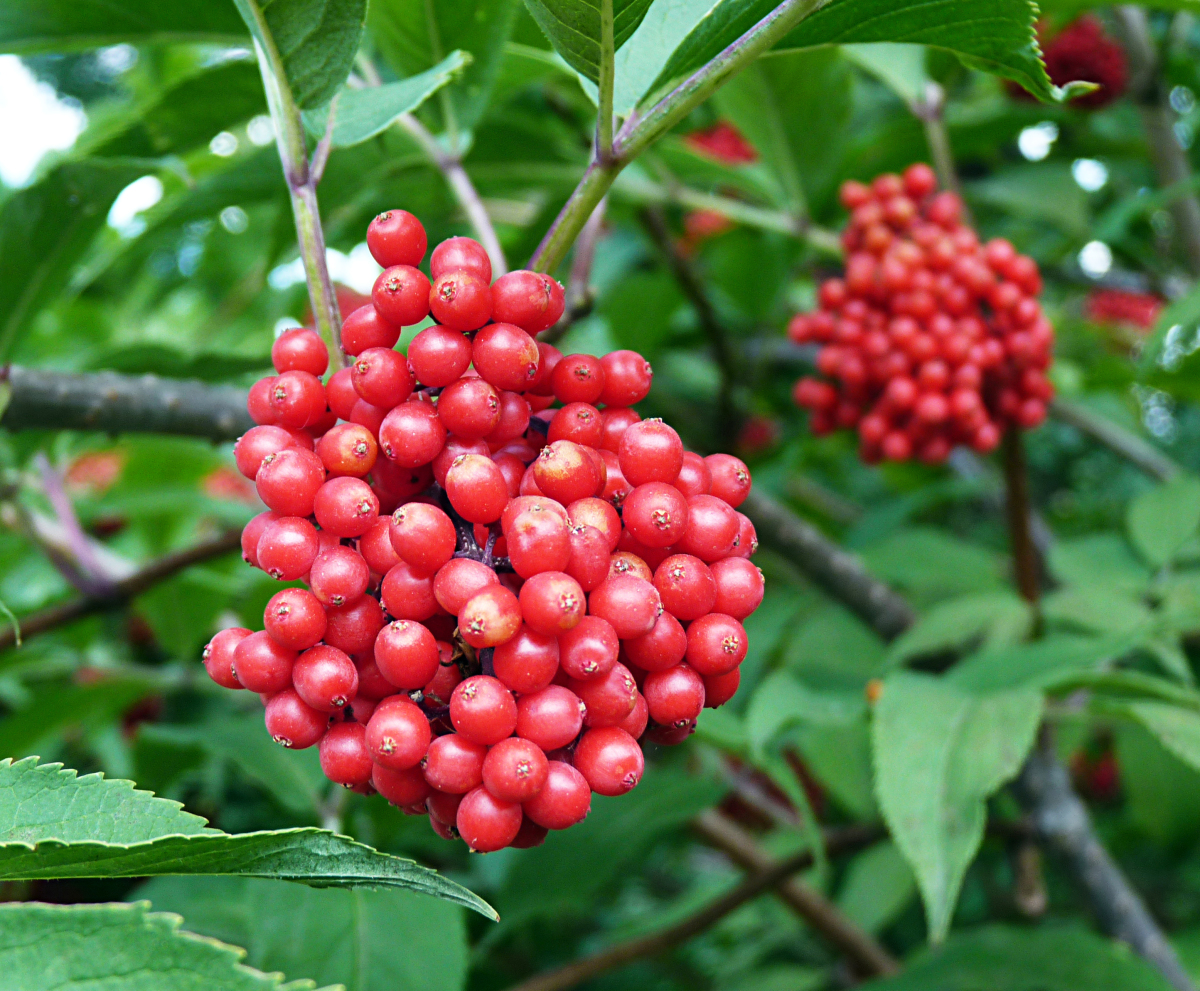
1010 16 1128 109
790 164 1055 464
1084 288 1163 331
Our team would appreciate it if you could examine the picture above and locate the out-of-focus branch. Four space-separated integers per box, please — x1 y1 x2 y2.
0 529 242 652
910 82 963 202
501 819 881 991
1114 5 1200 276
34 453 120 598
1050 396 1180 482
0 366 252 441
1015 732 1196 991
743 489 915 640
693 811 899 978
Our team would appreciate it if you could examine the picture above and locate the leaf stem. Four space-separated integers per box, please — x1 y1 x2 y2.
398 114 508 277
910 82 963 201
596 0 615 161
529 0 827 273
247 22 345 367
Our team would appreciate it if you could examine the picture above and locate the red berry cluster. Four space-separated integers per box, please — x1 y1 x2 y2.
1084 288 1162 331
204 210 764 852
790 165 1055 464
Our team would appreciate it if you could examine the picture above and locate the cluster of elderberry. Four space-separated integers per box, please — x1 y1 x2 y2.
203 210 764 852
790 164 1054 464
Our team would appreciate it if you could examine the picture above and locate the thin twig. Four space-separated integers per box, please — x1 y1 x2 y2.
34 454 120 598
1114 6 1200 276
1050 396 1180 482
502 819 881 991
910 82 964 203
639 206 739 443
0 530 242 652
1000 431 1044 625
539 198 606 345
693 811 899 978
309 96 338 186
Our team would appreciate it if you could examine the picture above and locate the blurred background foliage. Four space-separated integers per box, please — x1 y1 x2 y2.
7 0 1200 989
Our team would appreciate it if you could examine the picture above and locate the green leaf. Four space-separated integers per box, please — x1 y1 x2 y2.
305 51 472 147
231 0 369 110
0 758 495 919
369 0 520 132
1115 721 1200 848
859 923 1174 990
1126 701 1200 776
783 603 886 689
139 713 325 817
1042 587 1155 636
0 901 319 991
138 876 467 991
522 0 655 81
87 60 267 159
1127 475 1200 568
1048 534 1151 596
886 592 1032 667
0 158 147 360
968 164 1089 237
841 42 928 104
794 721 878 818
862 528 1005 601
0 2 245 53
746 670 864 754
872 673 1041 941
0 676 153 761
836 841 916 935
949 635 1131 694
647 0 1079 110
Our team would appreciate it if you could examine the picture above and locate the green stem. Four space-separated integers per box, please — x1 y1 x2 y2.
529 0 827 273
1001 428 1043 636
596 0 615 161
247 24 344 367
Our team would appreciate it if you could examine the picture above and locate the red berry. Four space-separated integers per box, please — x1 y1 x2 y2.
293 643 359 712
232 630 296 694
511 817 548 848
532 441 601 505
506 507 570 579
598 350 653 406
619 419 683 486
574 727 644 796
548 403 603 448
623 482 690 549
491 270 565 333
568 662 638 728
323 595 385 655
557 615 618 681
374 763 433 807
485 392 531 447
445 454 509 524
685 613 747 676
619 692 649 738
372 265 431 327
408 325 472 387
482 737 548 803
320 721 373 787
264 588 327 650
551 354 605 405
493 624 560 693
374 619 441 689
380 560 438 620
365 696 431 770
705 454 751 507
203 627 250 690
522 761 590 829
433 436 491 487
703 668 741 708
379 401 447 467
241 511 276 569
437 377 501 439
256 448 324 517
643 663 705 727
457 785 523 852
516 685 585 751
431 236 492 282
472 323 540 392
710 557 765 619
519 571 585 635
316 423 378 478
352 347 415 408
308 545 370 607
623 611 688 672
268 370 326 429
565 523 610 592
653 554 717 621
235 425 296 480
676 494 739 562
390 503 457 575
588 575 660 639
459 585 522 648
673 451 712 498
314 476 380 538
256 516 319 581
451 675 518 745
272 327 329 376
433 558 499 614
367 209 427 268
264 688 327 748
430 271 492 331
424 733 488 793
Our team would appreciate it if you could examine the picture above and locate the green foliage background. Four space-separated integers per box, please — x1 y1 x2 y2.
4 0 1200 988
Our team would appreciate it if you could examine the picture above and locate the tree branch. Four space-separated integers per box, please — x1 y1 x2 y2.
0 529 242 652
0 366 252 441
1050 396 1180 483
1014 732 1196 991
501 820 881 991
693 810 899 978
741 489 915 641
1114 5 1200 277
